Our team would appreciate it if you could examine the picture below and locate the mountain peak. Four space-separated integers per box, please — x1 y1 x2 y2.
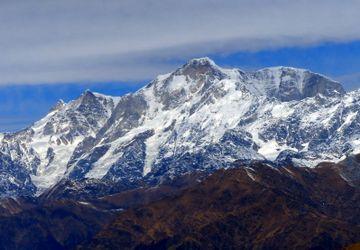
82 89 95 97
174 57 224 79
79 90 97 103
49 99 65 112
186 57 217 67
252 66 345 101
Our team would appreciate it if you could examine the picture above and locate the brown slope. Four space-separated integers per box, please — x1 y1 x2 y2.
0 199 116 250
0 172 203 250
345 242 360 250
0 196 37 217
83 163 360 250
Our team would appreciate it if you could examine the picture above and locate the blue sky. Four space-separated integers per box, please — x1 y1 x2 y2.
1 0 360 132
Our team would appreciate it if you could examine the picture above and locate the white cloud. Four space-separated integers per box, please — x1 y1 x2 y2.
0 0 359 84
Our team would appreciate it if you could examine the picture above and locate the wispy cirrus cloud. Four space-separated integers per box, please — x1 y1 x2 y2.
0 0 360 84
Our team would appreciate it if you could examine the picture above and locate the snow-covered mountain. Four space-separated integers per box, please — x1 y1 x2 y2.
1 57 359 197
0 91 118 196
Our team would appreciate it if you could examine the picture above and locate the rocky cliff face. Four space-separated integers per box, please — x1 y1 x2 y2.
1 57 359 197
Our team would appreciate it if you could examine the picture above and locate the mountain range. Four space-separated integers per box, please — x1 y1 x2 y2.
1 57 360 198
0 57 360 249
